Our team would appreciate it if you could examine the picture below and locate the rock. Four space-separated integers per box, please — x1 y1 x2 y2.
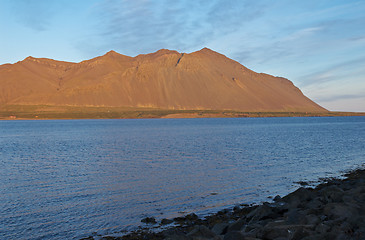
262 224 315 240
301 233 326 240
141 217 156 224
290 226 312 240
227 217 246 232
262 225 289 239
187 225 219 240
315 223 331 234
319 185 345 203
273 195 282 202
304 197 323 212
243 223 264 238
247 204 276 222
211 222 229 235
163 228 190 240
223 231 246 240
283 187 314 202
161 218 174 225
281 187 315 209
323 203 358 220
304 214 320 225
165 234 191 240
185 213 199 221
349 185 365 195
284 209 306 224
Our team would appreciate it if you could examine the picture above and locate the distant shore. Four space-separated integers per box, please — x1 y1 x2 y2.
84 167 365 240
1 105 364 120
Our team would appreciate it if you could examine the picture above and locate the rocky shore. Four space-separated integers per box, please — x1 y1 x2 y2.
84 168 365 240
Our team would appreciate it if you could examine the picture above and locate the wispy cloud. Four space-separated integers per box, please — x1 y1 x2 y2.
317 93 365 103
89 0 268 55
299 57 365 87
7 0 59 31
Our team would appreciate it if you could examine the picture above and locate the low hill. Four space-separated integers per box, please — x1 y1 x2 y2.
0 48 326 112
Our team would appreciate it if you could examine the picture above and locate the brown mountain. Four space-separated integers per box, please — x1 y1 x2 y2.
0 48 326 112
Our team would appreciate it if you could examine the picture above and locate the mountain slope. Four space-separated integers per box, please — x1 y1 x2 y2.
0 48 326 112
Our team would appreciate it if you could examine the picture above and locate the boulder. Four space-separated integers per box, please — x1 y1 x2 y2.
211 222 229 235
187 225 219 240
223 231 246 240
227 217 246 232
141 217 156 224
247 204 276 222
284 209 306 224
323 203 358 220
161 218 174 225
319 185 345 203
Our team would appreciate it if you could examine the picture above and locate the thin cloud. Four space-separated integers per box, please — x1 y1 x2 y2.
90 0 268 55
317 93 365 102
7 0 59 31
299 57 365 87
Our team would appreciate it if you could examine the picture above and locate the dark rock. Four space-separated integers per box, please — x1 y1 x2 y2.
223 231 246 240
282 187 314 208
165 233 190 240
304 214 320 225
273 195 282 202
262 225 289 239
304 197 323 211
301 233 326 240
323 203 358 220
227 217 246 232
290 226 312 240
319 185 345 203
315 223 331 234
186 225 218 239
185 213 199 221
284 209 306 224
247 204 276 222
163 228 190 240
161 218 174 225
211 222 229 235
141 217 157 224
242 223 264 238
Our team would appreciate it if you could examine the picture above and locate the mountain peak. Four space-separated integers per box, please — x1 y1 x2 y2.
105 50 119 56
155 49 179 54
200 47 215 52
97 50 132 62
190 47 221 57
24 56 37 61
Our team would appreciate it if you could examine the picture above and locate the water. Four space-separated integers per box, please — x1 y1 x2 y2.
0 117 364 239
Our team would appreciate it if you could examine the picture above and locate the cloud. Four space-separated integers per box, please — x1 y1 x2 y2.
89 0 268 55
299 57 365 87
319 95 365 112
7 0 59 31
317 93 365 103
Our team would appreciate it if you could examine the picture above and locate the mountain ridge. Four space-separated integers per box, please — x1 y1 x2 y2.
0 48 326 112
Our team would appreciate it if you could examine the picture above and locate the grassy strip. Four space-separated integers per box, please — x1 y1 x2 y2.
0 105 364 120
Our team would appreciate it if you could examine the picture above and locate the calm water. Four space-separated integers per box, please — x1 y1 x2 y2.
0 117 364 239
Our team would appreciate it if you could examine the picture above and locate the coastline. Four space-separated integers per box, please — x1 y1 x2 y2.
1 105 365 120
86 167 365 240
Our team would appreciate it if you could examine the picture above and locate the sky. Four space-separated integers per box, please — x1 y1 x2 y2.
0 0 364 112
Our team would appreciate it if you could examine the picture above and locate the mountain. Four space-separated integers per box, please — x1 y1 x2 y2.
0 48 326 112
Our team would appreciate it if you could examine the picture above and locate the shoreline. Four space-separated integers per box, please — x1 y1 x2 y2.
85 167 365 240
1 105 365 120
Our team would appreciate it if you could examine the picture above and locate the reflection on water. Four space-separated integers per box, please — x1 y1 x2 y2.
0 117 364 239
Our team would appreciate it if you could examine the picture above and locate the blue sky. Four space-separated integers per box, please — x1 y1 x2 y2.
1 0 364 111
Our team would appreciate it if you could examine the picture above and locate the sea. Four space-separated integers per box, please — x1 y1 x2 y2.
0 116 364 239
